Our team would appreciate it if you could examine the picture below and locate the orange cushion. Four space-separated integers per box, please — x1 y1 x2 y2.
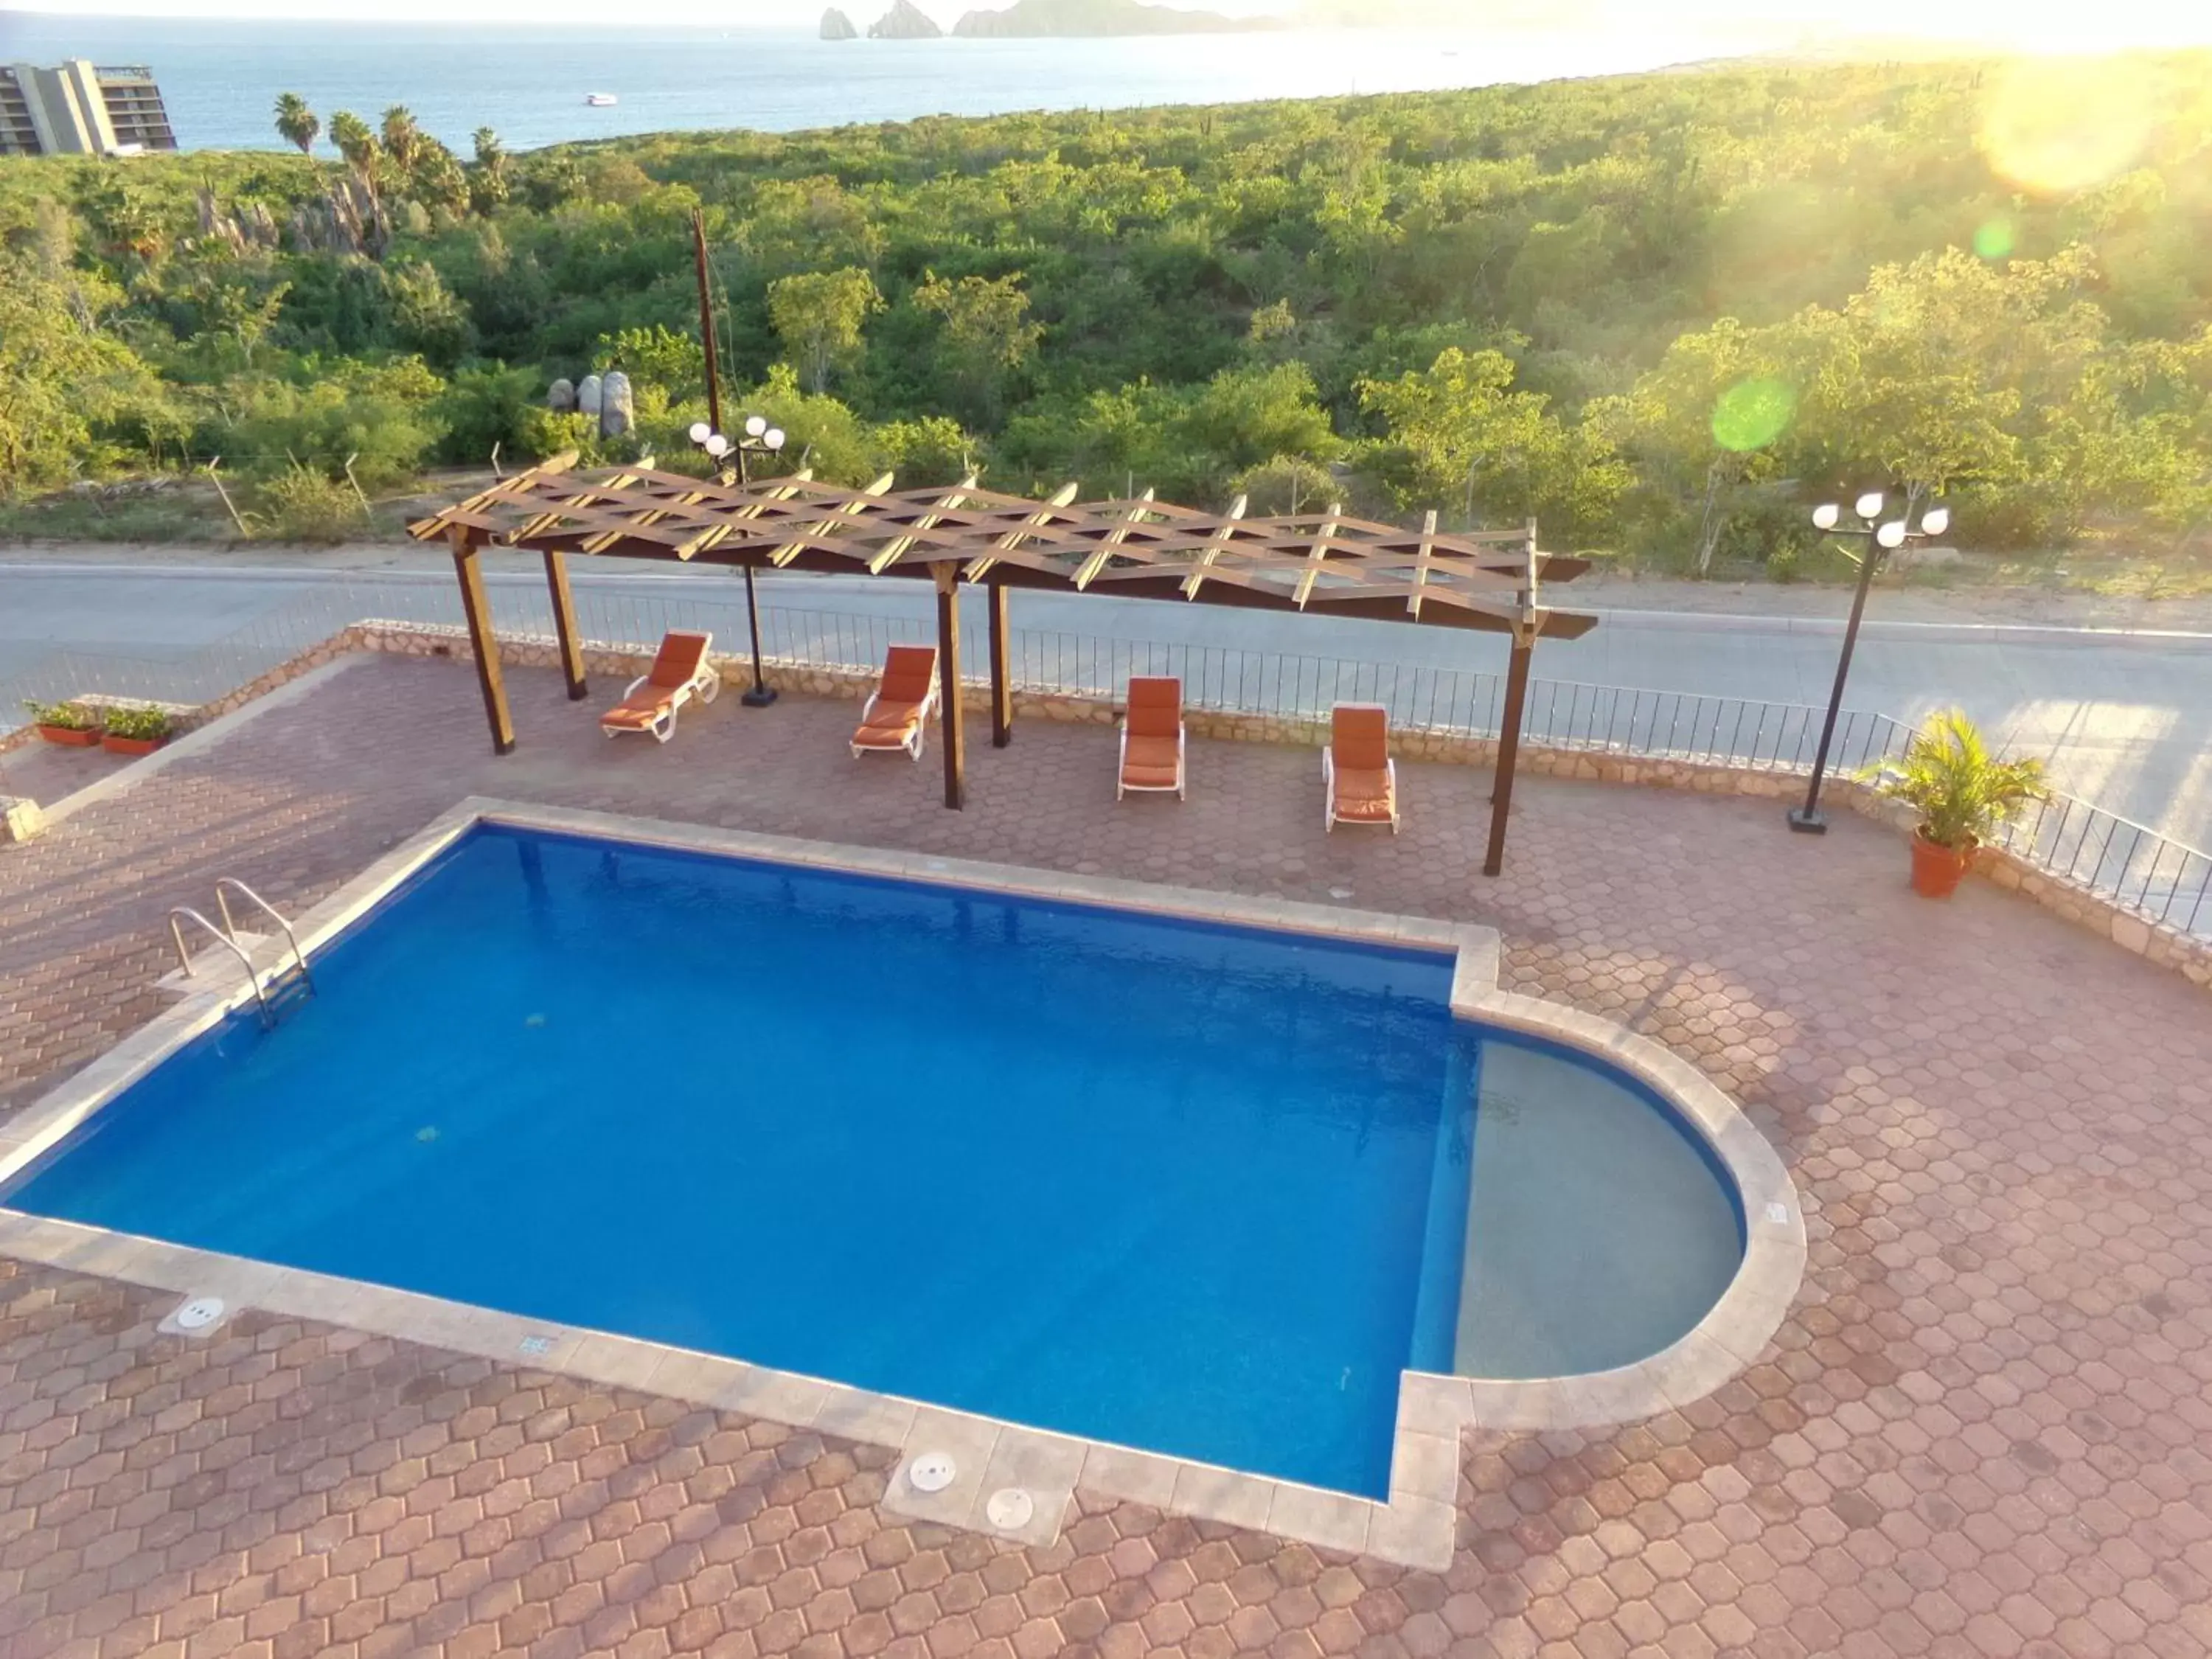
647 631 712 689
1121 735 1182 787
855 700 925 737
1125 678 1182 738
1332 766 1395 820
1331 708 1391 770
601 689 674 728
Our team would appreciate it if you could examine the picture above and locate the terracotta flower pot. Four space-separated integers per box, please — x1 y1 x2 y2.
1909 829 1976 899
101 733 167 757
36 724 100 748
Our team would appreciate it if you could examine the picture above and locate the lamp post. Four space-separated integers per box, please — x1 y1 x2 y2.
687 415 787 707
1787 490 1950 832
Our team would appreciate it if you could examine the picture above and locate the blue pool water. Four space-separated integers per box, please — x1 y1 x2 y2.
7 827 1473 1497
4 825 1745 1496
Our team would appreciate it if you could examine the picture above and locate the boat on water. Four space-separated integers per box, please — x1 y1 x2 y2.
584 92 617 106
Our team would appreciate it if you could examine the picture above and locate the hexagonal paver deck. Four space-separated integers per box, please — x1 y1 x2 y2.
4 650 2211 1659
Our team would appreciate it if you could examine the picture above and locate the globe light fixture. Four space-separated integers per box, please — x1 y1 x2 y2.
1811 503 1840 530
1790 490 1955 835
686 412 793 709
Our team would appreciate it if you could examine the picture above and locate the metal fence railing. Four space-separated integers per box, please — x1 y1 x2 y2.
3 585 2205 939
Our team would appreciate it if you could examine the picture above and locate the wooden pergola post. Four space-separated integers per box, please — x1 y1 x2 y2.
543 549 588 701
1483 521 1544 877
987 580 1013 748
451 526 515 755
1484 627 1533 877
935 563 966 809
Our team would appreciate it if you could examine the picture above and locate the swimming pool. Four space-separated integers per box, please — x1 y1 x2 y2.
2 814 1754 1506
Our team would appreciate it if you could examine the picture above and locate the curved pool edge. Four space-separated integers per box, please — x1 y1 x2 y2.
0 795 1802 1579
1433 975 1809 1436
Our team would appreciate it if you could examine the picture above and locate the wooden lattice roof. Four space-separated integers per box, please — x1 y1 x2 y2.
409 454 1598 639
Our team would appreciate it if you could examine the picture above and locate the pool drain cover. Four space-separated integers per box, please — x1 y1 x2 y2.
985 1488 1034 1530
908 1451 957 1494
174 1297 225 1331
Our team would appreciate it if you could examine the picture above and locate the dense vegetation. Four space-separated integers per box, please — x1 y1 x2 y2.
4 52 2211 564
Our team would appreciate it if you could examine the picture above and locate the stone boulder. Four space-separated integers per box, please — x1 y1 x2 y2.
599 371 634 439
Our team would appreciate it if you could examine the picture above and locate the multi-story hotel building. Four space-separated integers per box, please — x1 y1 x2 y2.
0 60 177 156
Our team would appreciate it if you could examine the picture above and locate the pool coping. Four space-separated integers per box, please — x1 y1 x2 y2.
0 796 1804 1572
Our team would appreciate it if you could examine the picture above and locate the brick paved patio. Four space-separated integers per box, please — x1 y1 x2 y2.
4 650 2211 1659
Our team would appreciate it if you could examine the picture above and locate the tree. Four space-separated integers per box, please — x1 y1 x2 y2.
469 127 509 215
768 267 885 393
594 325 706 397
272 93 319 157
328 110 379 183
1360 347 1627 539
914 270 1044 422
379 107 421 173
1616 316 1804 573
0 254 160 497
404 138 470 218
737 176 881 276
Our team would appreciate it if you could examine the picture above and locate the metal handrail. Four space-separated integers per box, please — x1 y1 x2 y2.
167 906 271 1024
215 876 312 990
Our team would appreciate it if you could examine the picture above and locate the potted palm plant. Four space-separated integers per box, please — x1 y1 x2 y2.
101 705 175 756
1863 709 2049 899
22 700 100 747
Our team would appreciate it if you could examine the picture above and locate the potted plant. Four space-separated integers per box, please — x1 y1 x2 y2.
21 700 100 748
1863 709 2048 899
100 704 175 756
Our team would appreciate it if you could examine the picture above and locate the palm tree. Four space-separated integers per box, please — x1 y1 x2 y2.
329 109 378 178
273 92 319 156
379 106 420 173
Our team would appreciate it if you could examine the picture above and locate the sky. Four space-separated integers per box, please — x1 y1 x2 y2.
6 0 2211 48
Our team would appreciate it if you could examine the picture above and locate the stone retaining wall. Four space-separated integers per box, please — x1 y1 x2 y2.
15 617 2209 992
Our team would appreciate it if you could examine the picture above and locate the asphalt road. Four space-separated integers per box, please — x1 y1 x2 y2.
4 561 2208 852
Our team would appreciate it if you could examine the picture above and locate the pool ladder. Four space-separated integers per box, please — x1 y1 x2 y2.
167 877 315 1030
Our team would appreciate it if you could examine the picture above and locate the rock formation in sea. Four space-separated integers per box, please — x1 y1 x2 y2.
952 0 1276 35
866 0 944 37
820 7 860 38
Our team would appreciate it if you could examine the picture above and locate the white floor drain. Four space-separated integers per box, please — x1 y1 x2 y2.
985 1487 1034 1530
908 1451 957 1493
173 1296 225 1331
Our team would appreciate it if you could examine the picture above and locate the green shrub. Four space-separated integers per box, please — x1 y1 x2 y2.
434 363 546 466
21 698 97 731
251 464 364 543
102 704 173 740
226 357 444 490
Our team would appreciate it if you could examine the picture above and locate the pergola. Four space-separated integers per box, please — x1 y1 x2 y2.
406 454 1599 874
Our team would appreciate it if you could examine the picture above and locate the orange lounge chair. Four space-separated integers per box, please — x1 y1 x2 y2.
600 630 719 744
1324 703 1399 832
1117 676 1186 800
850 644 940 760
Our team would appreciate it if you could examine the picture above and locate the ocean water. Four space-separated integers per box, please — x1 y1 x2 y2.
0 11 1767 153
